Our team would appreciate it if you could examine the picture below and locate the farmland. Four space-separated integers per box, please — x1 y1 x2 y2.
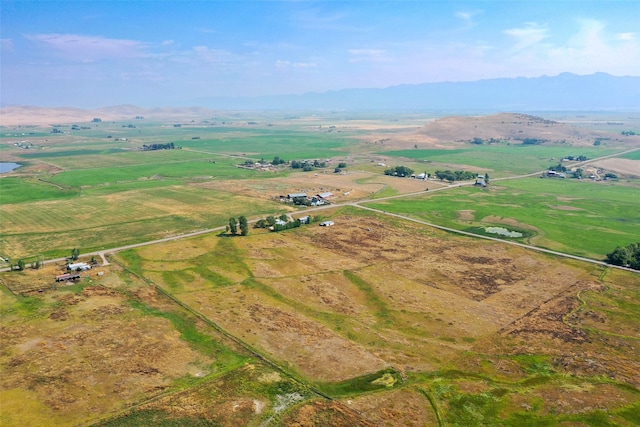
1 109 639 426
365 177 640 260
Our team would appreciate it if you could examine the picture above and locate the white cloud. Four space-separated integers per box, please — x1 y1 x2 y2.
275 60 317 69
25 33 147 62
503 22 549 51
502 18 640 77
195 27 217 34
348 48 389 63
616 32 635 41
120 70 166 83
455 10 481 28
191 46 236 67
1 38 13 52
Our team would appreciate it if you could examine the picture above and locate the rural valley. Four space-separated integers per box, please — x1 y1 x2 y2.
1 107 639 426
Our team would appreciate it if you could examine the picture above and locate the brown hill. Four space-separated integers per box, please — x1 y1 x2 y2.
414 113 601 145
0 105 217 126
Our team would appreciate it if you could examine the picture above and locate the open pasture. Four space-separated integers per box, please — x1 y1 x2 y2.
621 150 640 160
365 177 640 260
117 208 624 379
0 185 285 258
0 177 79 204
1 207 639 425
382 144 623 176
177 129 352 160
45 156 259 187
111 208 639 425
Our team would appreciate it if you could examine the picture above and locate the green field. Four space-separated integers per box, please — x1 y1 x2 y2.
0 122 361 258
0 185 285 258
365 177 640 259
383 145 621 176
621 150 640 160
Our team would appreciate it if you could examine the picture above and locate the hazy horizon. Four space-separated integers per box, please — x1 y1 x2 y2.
1 1 639 108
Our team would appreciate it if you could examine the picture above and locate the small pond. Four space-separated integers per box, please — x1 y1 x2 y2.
0 163 22 174
485 226 523 238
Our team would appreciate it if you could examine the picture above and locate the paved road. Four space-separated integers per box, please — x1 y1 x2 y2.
2 147 638 274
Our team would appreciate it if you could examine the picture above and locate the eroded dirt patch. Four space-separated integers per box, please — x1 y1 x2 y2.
343 389 436 426
282 399 377 427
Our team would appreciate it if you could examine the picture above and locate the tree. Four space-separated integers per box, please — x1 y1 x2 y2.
228 217 237 235
279 214 288 222
573 168 584 179
239 216 249 236
484 173 490 184
32 260 41 270
71 248 80 261
606 242 640 270
548 163 567 173
384 165 414 177
17 259 25 271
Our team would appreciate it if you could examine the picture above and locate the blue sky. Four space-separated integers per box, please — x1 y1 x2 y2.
1 0 639 107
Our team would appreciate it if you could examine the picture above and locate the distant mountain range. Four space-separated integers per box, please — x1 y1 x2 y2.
198 73 640 111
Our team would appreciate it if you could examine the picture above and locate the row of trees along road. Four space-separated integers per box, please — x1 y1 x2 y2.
383 166 487 183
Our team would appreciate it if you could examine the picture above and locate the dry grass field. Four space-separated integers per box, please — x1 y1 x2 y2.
124 209 638 417
1 208 638 426
0 267 216 426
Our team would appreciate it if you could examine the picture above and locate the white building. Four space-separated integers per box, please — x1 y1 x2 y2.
68 262 91 271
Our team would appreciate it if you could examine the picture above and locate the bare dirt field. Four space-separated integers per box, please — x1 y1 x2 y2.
0 105 218 126
196 169 444 204
590 158 640 177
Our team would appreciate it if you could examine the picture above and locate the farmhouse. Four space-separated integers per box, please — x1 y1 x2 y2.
68 262 91 271
546 170 566 178
316 192 333 200
298 216 310 224
287 193 307 199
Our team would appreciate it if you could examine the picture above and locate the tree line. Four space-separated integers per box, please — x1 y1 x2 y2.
434 170 478 182
142 142 176 151
383 166 484 183
384 165 414 177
